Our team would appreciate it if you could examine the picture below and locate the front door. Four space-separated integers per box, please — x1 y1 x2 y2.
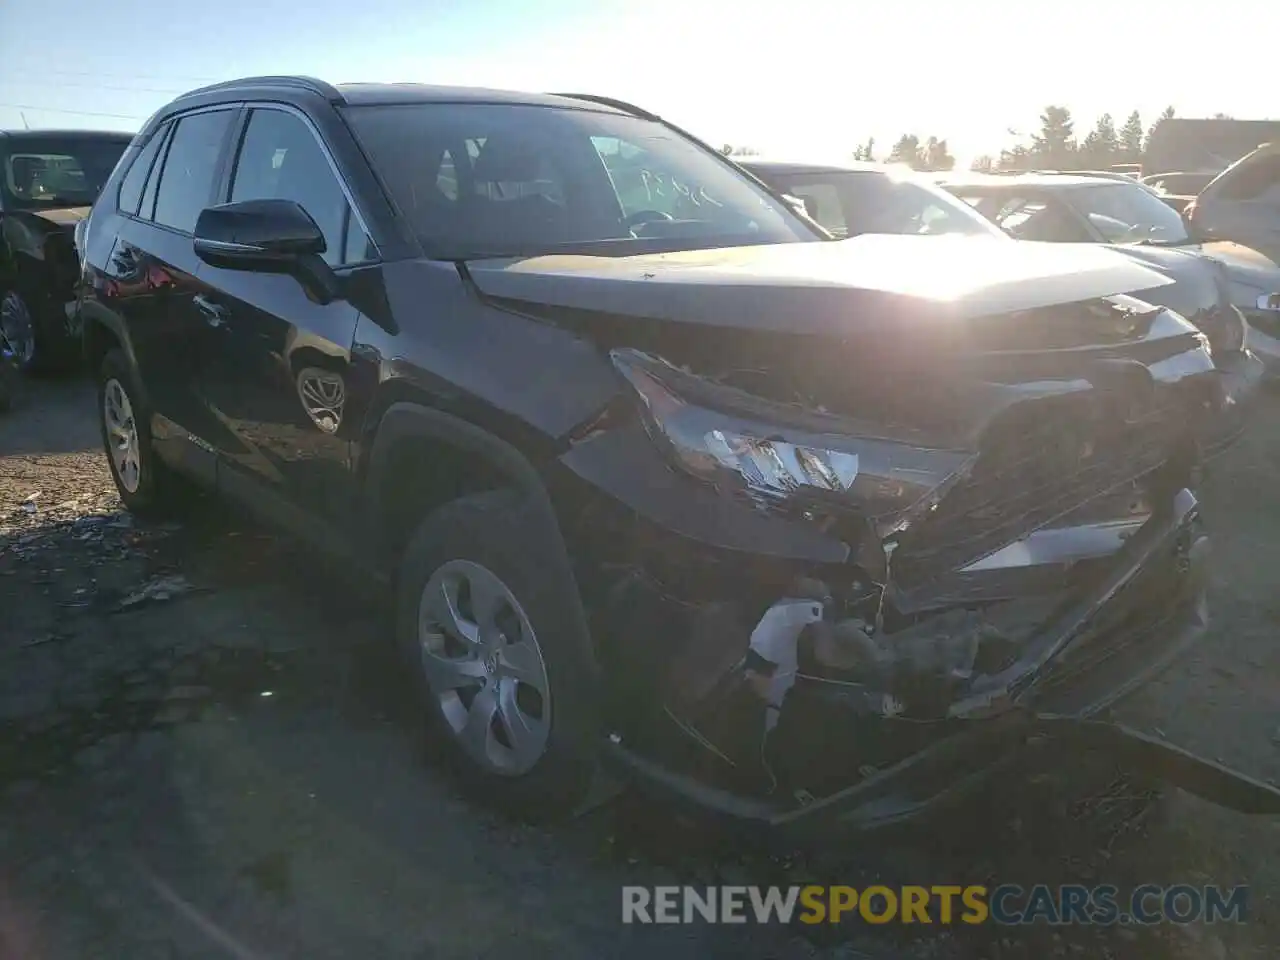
196 106 376 530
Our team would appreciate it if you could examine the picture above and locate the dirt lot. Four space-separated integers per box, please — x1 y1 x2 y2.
1 377 1278 959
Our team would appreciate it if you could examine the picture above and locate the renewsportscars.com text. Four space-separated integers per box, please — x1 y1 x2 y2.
621 884 1249 926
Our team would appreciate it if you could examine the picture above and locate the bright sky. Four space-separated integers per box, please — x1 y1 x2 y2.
1 0 1275 165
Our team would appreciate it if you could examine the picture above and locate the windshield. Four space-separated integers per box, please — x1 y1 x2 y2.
1 136 130 211
1067 182 1191 244
759 169 1006 240
342 103 819 258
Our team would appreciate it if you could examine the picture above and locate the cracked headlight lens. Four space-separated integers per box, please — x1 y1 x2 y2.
612 348 975 537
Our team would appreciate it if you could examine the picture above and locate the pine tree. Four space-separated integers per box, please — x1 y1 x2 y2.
1119 111 1144 161
1031 106 1076 168
1080 113 1119 167
1146 106 1176 146
921 137 955 171
888 134 921 166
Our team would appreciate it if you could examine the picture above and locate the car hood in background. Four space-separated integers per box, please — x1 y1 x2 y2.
1197 241 1280 292
465 235 1173 335
1105 240 1280 312
26 206 93 225
3 206 93 239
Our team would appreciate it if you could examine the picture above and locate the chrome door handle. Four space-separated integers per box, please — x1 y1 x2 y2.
193 293 227 328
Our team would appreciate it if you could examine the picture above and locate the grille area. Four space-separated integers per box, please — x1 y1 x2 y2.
894 388 1188 588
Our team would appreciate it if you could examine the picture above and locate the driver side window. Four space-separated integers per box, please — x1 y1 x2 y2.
229 108 373 266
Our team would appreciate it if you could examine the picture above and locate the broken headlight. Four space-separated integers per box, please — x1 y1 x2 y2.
613 348 975 537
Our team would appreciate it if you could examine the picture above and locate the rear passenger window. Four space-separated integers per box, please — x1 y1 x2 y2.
116 124 168 216
229 108 371 266
152 110 233 233
138 127 170 221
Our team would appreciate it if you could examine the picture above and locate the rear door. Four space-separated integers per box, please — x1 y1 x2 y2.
196 104 376 530
100 108 238 479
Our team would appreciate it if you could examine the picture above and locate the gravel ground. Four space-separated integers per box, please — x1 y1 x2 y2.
1 377 1277 959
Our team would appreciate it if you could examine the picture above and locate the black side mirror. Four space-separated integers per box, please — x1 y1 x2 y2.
194 199 339 303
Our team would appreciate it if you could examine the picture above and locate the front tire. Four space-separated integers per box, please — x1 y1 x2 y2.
395 490 599 819
97 348 193 518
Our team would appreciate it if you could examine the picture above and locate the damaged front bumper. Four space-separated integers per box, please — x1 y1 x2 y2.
604 715 1280 840
594 487 1280 835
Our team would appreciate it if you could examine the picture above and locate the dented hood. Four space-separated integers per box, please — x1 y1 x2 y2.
465 235 1174 335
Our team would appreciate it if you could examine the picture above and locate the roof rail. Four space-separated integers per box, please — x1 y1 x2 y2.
548 92 658 120
176 75 342 103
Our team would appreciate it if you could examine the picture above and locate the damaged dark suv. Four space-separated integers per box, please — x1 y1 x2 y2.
78 77 1280 833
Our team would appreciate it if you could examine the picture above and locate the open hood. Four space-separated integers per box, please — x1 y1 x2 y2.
465 235 1174 335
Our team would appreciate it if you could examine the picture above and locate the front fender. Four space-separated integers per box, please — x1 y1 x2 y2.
363 401 599 677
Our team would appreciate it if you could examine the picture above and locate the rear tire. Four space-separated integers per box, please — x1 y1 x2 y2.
395 489 599 820
97 348 195 518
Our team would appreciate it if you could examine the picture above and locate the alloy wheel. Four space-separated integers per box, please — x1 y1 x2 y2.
103 377 141 493
0 292 35 368
417 559 552 776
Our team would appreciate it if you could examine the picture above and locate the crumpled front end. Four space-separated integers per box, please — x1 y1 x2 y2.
550 295 1280 831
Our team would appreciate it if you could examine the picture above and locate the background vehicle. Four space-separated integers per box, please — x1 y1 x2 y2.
1142 170 1218 198
941 172 1273 394
738 158 1006 239
1143 118 1280 182
0 129 133 372
1186 143 1280 263
76 77 1279 834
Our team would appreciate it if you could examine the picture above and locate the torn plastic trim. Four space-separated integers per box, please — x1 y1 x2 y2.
1038 719 1280 816
600 710 1280 840
952 487 1203 718
958 516 1149 572
735 488 1201 731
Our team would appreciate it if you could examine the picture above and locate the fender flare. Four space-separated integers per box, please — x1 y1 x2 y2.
78 300 138 372
364 401 600 675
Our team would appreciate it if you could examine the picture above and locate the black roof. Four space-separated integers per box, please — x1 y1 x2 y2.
168 76 628 114
0 129 134 141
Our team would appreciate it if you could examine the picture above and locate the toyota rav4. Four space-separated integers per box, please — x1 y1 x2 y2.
77 77 1280 834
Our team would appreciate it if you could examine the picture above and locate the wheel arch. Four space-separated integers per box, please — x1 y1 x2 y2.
364 400 599 677
79 302 135 376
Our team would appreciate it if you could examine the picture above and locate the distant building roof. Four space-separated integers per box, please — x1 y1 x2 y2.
1143 118 1280 176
